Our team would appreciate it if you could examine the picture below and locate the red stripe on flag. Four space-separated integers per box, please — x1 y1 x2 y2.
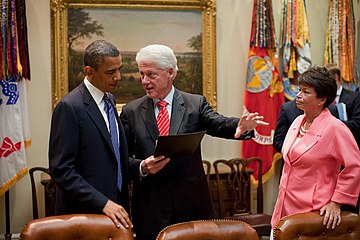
242 47 284 183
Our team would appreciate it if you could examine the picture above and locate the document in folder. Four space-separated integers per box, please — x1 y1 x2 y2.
154 131 206 158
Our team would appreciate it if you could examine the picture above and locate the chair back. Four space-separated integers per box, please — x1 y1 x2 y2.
202 160 211 184
156 219 259 240
274 211 360 240
213 157 263 218
213 158 271 237
20 214 134 240
29 167 56 219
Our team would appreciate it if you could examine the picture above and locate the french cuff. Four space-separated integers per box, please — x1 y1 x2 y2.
242 130 254 140
139 161 148 177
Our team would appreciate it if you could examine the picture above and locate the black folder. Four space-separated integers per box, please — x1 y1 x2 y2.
154 131 206 158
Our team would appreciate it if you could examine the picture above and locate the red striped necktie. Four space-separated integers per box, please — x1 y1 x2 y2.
157 100 170 136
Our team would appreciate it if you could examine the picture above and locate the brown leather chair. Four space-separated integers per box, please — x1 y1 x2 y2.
156 219 259 240
274 211 360 240
19 214 134 240
213 158 271 237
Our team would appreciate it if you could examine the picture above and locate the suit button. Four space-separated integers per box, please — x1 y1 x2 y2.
114 166 118 171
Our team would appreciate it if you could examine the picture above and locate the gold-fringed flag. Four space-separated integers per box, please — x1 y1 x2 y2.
280 0 312 100
324 0 357 90
0 0 31 196
242 0 284 184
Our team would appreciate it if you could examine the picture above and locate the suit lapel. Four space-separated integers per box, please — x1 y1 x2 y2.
339 88 348 103
170 89 185 134
282 115 304 164
140 97 158 141
283 110 330 164
288 131 319 164
139 89 186 139
79 83 113 152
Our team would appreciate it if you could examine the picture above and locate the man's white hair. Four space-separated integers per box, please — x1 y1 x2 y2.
136 44 178 80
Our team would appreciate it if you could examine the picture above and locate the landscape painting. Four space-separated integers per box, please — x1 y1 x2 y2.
51 0 217 110
68 8 202 105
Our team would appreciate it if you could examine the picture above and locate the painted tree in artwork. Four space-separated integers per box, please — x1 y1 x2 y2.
174 33 202 94
187 33 202 52
181 33 202 94
67 8 104 90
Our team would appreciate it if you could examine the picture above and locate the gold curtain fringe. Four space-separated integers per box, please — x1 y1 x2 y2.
0 167 28 196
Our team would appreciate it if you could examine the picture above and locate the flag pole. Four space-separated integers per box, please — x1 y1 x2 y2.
4 190 12 240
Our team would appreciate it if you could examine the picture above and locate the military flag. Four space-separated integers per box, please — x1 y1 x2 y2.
280 0 312 101
242 0 284 184
324 0 357 90
0 0 31 196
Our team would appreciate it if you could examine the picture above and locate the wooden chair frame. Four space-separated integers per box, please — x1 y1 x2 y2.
29 167 56 219
213 157 271 237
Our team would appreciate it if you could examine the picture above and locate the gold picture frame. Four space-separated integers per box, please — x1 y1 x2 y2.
51 0 217 111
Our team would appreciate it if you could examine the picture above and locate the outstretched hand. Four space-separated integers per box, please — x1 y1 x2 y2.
234 112 269 138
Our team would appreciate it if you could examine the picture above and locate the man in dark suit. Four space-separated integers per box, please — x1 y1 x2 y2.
120 44 268 240
326 64 360 149
337 88 360 146
49 40 132 229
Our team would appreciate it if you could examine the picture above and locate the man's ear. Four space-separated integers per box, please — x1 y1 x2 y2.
167 68 174 80
84 66 93 76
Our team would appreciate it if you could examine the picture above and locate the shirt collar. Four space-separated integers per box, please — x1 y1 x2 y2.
84 77 105 105
153 86 175 106
337 85 343 97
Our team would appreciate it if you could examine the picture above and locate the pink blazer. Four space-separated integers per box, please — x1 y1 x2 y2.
271 109 360 228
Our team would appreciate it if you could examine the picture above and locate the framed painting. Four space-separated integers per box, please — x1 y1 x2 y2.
51 0 217 111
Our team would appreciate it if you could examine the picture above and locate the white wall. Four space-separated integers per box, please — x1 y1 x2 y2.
1 0 359 235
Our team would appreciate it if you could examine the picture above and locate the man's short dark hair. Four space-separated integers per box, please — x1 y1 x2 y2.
324 63 341 82
83 40 120 70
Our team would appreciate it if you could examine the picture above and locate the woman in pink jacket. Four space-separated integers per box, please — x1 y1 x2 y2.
271 66 360 235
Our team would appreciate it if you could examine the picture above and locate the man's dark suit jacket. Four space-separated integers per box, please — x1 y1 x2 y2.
338 88 360 213
273 100 339 153
338 88 360 149
120 88 253 239
49 82 129 215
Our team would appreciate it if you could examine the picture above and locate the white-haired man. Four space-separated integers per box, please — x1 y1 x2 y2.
120 44 268 240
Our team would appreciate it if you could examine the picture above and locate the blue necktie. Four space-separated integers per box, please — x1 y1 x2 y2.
103 93 122 191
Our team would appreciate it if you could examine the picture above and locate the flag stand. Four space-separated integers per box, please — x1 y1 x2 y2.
4 190 12 240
